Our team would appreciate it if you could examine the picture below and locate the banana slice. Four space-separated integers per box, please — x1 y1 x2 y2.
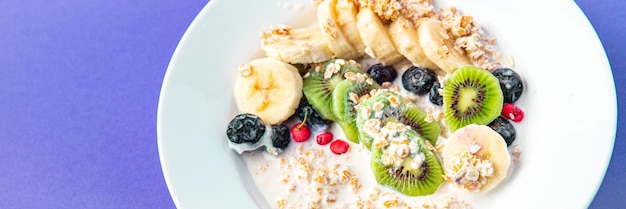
441 124 511 193
389 17 441 71
356 7 405 65
234 58 303 125
335 0 366 54
261 26 334 64
317 0 360 59
417 18 471 74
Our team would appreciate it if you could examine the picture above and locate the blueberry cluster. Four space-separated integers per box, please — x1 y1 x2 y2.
225 113 290 155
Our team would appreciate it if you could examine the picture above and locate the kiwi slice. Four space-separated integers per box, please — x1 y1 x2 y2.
443 65 503 132
371 129 444 196
356 91 440 149
331 79 380 143
302 59 365 121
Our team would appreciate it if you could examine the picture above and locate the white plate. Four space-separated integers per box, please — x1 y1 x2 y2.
157 0 616 208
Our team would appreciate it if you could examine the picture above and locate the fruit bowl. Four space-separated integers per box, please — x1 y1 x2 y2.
157 0 616 208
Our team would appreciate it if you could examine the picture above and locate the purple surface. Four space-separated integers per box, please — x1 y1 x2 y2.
0 0 622 208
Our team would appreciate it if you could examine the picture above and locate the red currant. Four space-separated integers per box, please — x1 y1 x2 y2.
316 132 333 145
502 103 524 122
330 139 349 154
290 123 311 142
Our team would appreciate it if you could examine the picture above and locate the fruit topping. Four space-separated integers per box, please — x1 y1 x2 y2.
234 58 303 125
330 139 350 154
370 127 444 196
316 132 334 145
417 18 471 73
501 103 524 122
260 25 334 64
356 91 440 149
389 16 441 71
428 81 443 106
270 124 290 149
317 0 361 59
296 100 332 130
442 124 511 193
336 0 367 54
226 113 266 144
302 59 365 122
491 67 524 103
332 78 380 143
488 116 516 146
291 123 311 143
402 66 437 95
443 65 503 131
356 7 405 65
366 63 397 85
225 113 293 156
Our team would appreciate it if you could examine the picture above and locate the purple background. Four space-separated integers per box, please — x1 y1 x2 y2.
0 0 622 208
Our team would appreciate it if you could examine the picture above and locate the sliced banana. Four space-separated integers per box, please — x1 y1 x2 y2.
389 17 441 71
234 58 303 125
317 0 361 60
441 124 511 193
261 26 334 64
356 7 405 65
335 0 367 54
417 18 471 74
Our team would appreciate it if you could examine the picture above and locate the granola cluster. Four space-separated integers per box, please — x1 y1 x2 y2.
358 0 435 22
438 7 504 71
443 141 495 192
355 0 507 71
275 144 360 209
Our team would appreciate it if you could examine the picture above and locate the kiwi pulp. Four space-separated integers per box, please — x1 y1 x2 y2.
302 59 366 121
332 79 380 143
370 129 444 196
443 65 503 132
356 91 440 149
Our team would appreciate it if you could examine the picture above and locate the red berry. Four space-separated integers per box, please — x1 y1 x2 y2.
290 123 311 142
330 139 349 154
316 132 334 145
502 103 524 122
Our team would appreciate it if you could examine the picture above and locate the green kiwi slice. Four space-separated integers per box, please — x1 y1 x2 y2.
331 78 380 143
370 129 444 196
302 59 365 121
356 91 440 149
443 65 503 131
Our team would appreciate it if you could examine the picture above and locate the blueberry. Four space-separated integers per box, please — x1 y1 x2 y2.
270 124 290 149
367 63 397 85
429 81 443 106
488 116 516 146
491 67 524 103
297 101 332 130
226 113 266 144
402 66 437 95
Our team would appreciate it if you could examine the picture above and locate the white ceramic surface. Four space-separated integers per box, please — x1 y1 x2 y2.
157 0 616 208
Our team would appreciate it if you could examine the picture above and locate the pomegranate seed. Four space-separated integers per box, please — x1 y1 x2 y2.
502 103 524 122
330 139 349 154
316 132 333 145
290 123 311 142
